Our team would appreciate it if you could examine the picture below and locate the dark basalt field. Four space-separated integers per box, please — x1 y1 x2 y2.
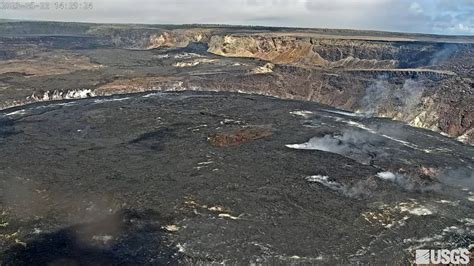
0 91 472 264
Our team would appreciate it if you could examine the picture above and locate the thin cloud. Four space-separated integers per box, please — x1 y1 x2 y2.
0 0 472 35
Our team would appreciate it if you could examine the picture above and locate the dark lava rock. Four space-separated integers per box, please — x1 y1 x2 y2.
0 91 472 264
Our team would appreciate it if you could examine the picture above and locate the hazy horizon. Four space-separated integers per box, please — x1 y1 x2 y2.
1 0 473 35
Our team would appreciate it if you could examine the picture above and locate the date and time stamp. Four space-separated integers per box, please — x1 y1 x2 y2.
1 1 93 10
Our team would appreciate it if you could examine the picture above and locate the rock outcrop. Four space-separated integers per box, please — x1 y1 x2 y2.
146 29 212 49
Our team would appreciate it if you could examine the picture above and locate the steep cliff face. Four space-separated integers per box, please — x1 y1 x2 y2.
207 35 456 70
208 35 328 66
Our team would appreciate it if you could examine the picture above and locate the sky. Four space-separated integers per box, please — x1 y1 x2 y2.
1 0 473 35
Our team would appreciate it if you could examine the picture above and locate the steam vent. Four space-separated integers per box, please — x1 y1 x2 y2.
0 21 473 264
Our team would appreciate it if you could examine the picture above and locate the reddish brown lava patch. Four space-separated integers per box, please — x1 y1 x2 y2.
208 127 272 147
